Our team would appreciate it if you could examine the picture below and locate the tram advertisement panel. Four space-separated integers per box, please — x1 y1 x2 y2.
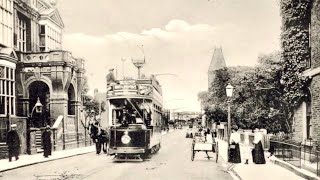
110 129 151 148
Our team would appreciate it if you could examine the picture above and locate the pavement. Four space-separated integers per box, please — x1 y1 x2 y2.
0 129 175 173
215 138 320 180
0 145 96 173
1 129 315 180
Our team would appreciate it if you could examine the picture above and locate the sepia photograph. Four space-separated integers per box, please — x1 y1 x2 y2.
0 0 318 179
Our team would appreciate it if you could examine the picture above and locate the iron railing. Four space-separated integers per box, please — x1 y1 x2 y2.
270 139 320 176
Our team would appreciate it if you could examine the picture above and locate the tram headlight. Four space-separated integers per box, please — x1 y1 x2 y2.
121 131 131 144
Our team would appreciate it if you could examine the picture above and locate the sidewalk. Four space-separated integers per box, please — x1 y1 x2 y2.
0 129 176 173
0 146 95 173
215 138 320 180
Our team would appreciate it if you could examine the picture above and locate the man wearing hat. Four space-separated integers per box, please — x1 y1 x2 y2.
42 125 52 158
106 68 116 85
6 124 20 162
106 68 117 92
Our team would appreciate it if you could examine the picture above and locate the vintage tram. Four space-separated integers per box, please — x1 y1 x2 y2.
106 75 163 161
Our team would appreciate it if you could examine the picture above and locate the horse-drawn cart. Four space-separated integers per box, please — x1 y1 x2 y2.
191 132 218 162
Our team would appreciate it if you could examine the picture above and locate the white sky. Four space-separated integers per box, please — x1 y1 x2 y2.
56 0 281 112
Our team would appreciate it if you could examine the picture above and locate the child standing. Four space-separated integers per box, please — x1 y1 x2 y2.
243 131 251 164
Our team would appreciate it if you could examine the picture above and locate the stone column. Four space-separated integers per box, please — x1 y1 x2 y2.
50 95 68 149
74 100 81 147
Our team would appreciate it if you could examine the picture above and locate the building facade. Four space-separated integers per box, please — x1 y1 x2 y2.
292 0 320 144
0 0 86 158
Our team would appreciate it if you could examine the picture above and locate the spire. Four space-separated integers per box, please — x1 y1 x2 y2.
208 47 226 72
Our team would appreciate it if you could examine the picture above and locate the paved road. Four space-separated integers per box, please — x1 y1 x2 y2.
1 129 233 180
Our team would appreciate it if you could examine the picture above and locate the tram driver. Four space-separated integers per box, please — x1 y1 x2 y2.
120 109 130 127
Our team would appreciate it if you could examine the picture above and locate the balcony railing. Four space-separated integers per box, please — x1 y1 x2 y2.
20 50 77 65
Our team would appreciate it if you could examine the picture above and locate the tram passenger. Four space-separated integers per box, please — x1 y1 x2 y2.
130 111 137 124
106 68 117 91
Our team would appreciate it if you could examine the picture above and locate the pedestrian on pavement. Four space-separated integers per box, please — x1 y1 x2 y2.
6 124 20 162
252 126 266 164
228 125 241 164
243 131 251 164
42 125 52 158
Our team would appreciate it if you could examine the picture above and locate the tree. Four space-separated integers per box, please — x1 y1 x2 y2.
80 74 106 128
280 0 312 133
199 52 289 133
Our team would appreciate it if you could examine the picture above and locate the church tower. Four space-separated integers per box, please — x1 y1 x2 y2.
208 47 227 89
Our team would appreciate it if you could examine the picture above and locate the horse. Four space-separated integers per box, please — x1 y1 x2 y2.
88 123 109 155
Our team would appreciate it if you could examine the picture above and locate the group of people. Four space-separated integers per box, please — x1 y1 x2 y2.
87 110 108 155
228 125 266 167
6 123 52 162
118 108 137 127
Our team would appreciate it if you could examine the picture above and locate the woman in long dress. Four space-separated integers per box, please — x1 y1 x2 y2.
228 125 241 163
252 127 266 164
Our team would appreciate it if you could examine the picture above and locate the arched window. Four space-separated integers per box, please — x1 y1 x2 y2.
306 95 312 140
67 84 75 115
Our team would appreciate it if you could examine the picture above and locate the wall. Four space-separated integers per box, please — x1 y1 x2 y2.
292 103 304 142
311 0 320 69
310 76 320 142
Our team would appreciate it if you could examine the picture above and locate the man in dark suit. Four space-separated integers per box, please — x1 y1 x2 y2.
106 68 117 92
42 125 52 158
6 124 20 162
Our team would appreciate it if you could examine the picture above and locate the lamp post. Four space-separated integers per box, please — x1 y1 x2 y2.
226 83 234 141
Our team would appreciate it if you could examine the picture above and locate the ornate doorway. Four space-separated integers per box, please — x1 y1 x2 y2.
28 81 50 128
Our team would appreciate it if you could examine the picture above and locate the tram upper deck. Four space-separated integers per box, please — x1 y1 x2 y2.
107 76 162 103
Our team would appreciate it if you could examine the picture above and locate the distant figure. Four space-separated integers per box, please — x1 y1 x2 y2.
106 68 116 91
42 125 52 158
243 131 251 164
6 124 20 162
106 68 116 85
88 110 98 135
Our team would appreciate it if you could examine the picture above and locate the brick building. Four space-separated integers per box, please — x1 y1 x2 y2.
0 0 87 158
292 0 320 144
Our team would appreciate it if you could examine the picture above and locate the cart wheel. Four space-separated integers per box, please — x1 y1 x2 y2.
216 142 219 163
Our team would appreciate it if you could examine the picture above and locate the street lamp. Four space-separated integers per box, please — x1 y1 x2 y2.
132 45 145 79
30 97 43 127
226 83 234 141
34 97 43 113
